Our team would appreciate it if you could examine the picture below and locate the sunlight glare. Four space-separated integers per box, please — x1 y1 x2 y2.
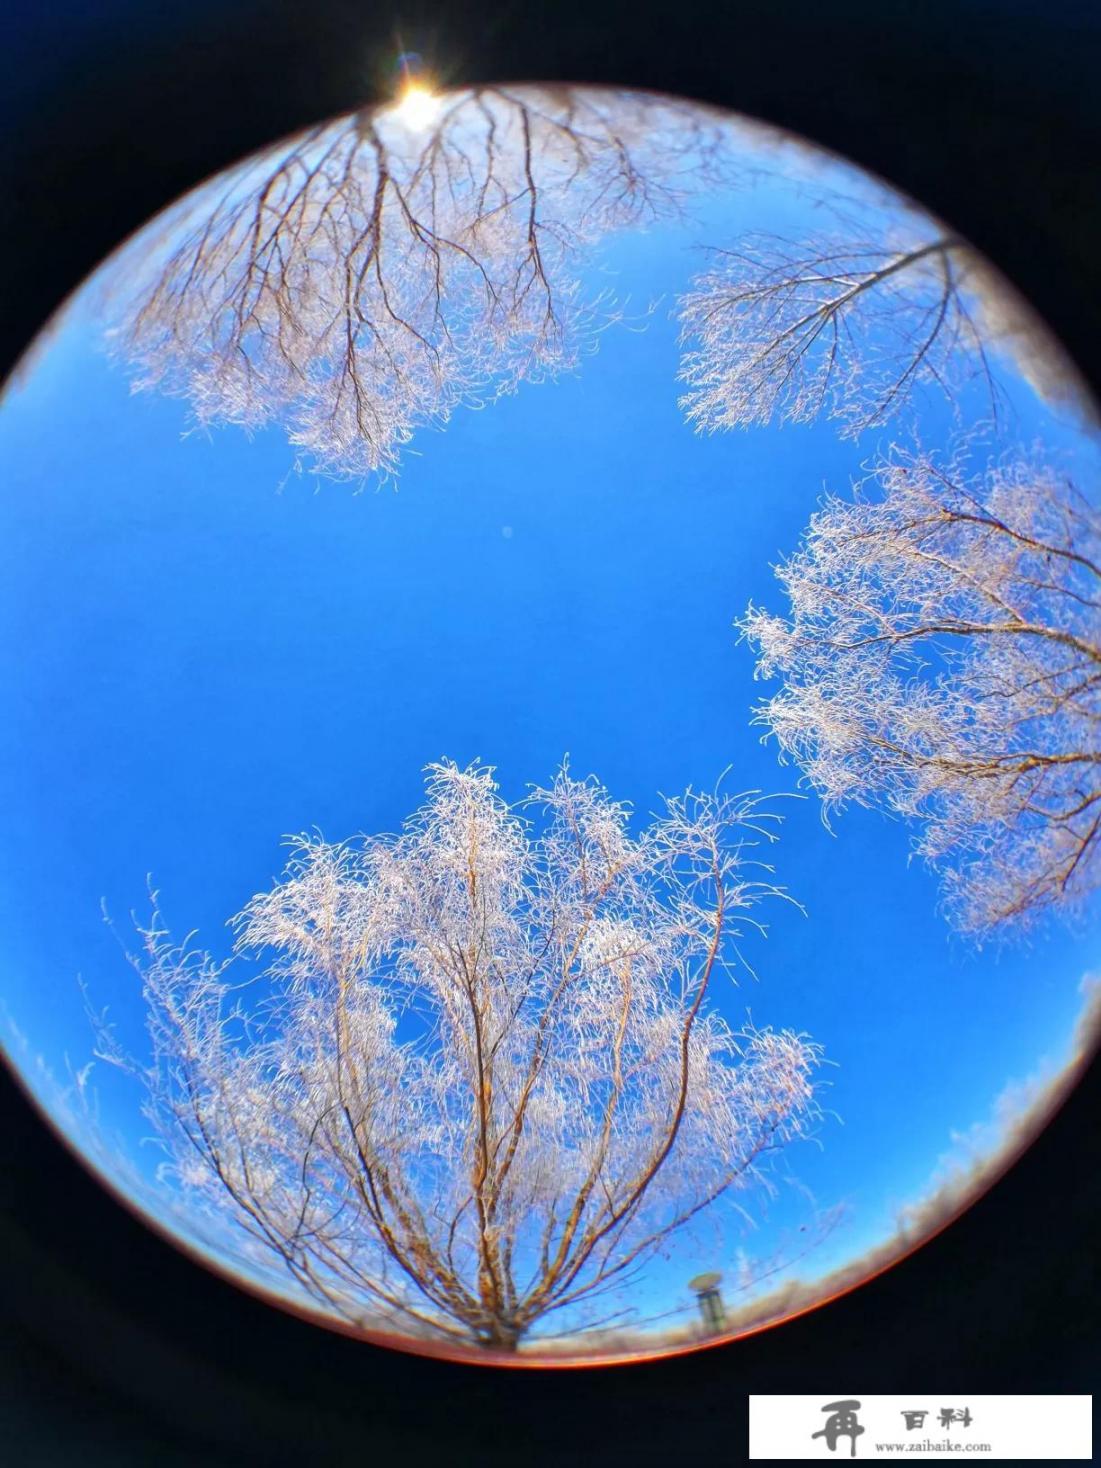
393 83 442 131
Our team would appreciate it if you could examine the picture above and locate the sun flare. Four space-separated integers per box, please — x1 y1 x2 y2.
393 82 441 131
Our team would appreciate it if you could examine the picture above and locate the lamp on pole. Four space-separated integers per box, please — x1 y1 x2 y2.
687 1272 725 1331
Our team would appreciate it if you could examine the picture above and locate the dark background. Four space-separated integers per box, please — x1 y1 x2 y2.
1 1 1099 1462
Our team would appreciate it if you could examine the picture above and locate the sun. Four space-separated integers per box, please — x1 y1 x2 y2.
392 82 442 131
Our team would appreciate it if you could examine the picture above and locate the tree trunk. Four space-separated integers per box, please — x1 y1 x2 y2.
484 1321 522 1352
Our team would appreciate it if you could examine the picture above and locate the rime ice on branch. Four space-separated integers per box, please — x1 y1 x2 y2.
104 87 730 482
741 450 1101 934
677 229 1081 439
101 761 820 1350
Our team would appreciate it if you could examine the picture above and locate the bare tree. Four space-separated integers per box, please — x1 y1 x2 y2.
96 760 820 1352
740 448 1101 934
103 86 729 482
676 227 1080 439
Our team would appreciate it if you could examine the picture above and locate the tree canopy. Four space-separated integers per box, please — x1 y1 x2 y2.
100 761 820 1350
740 449 1101 934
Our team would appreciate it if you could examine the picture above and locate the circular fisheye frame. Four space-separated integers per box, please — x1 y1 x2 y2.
1 82 1098 1366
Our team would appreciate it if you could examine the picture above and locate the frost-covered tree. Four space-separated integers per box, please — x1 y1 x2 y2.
676 228 1078 439
104 86 729 482
740 450 1101 934
98 761 820 1352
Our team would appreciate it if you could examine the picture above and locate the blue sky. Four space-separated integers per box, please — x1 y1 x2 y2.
0 125 1097 1346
